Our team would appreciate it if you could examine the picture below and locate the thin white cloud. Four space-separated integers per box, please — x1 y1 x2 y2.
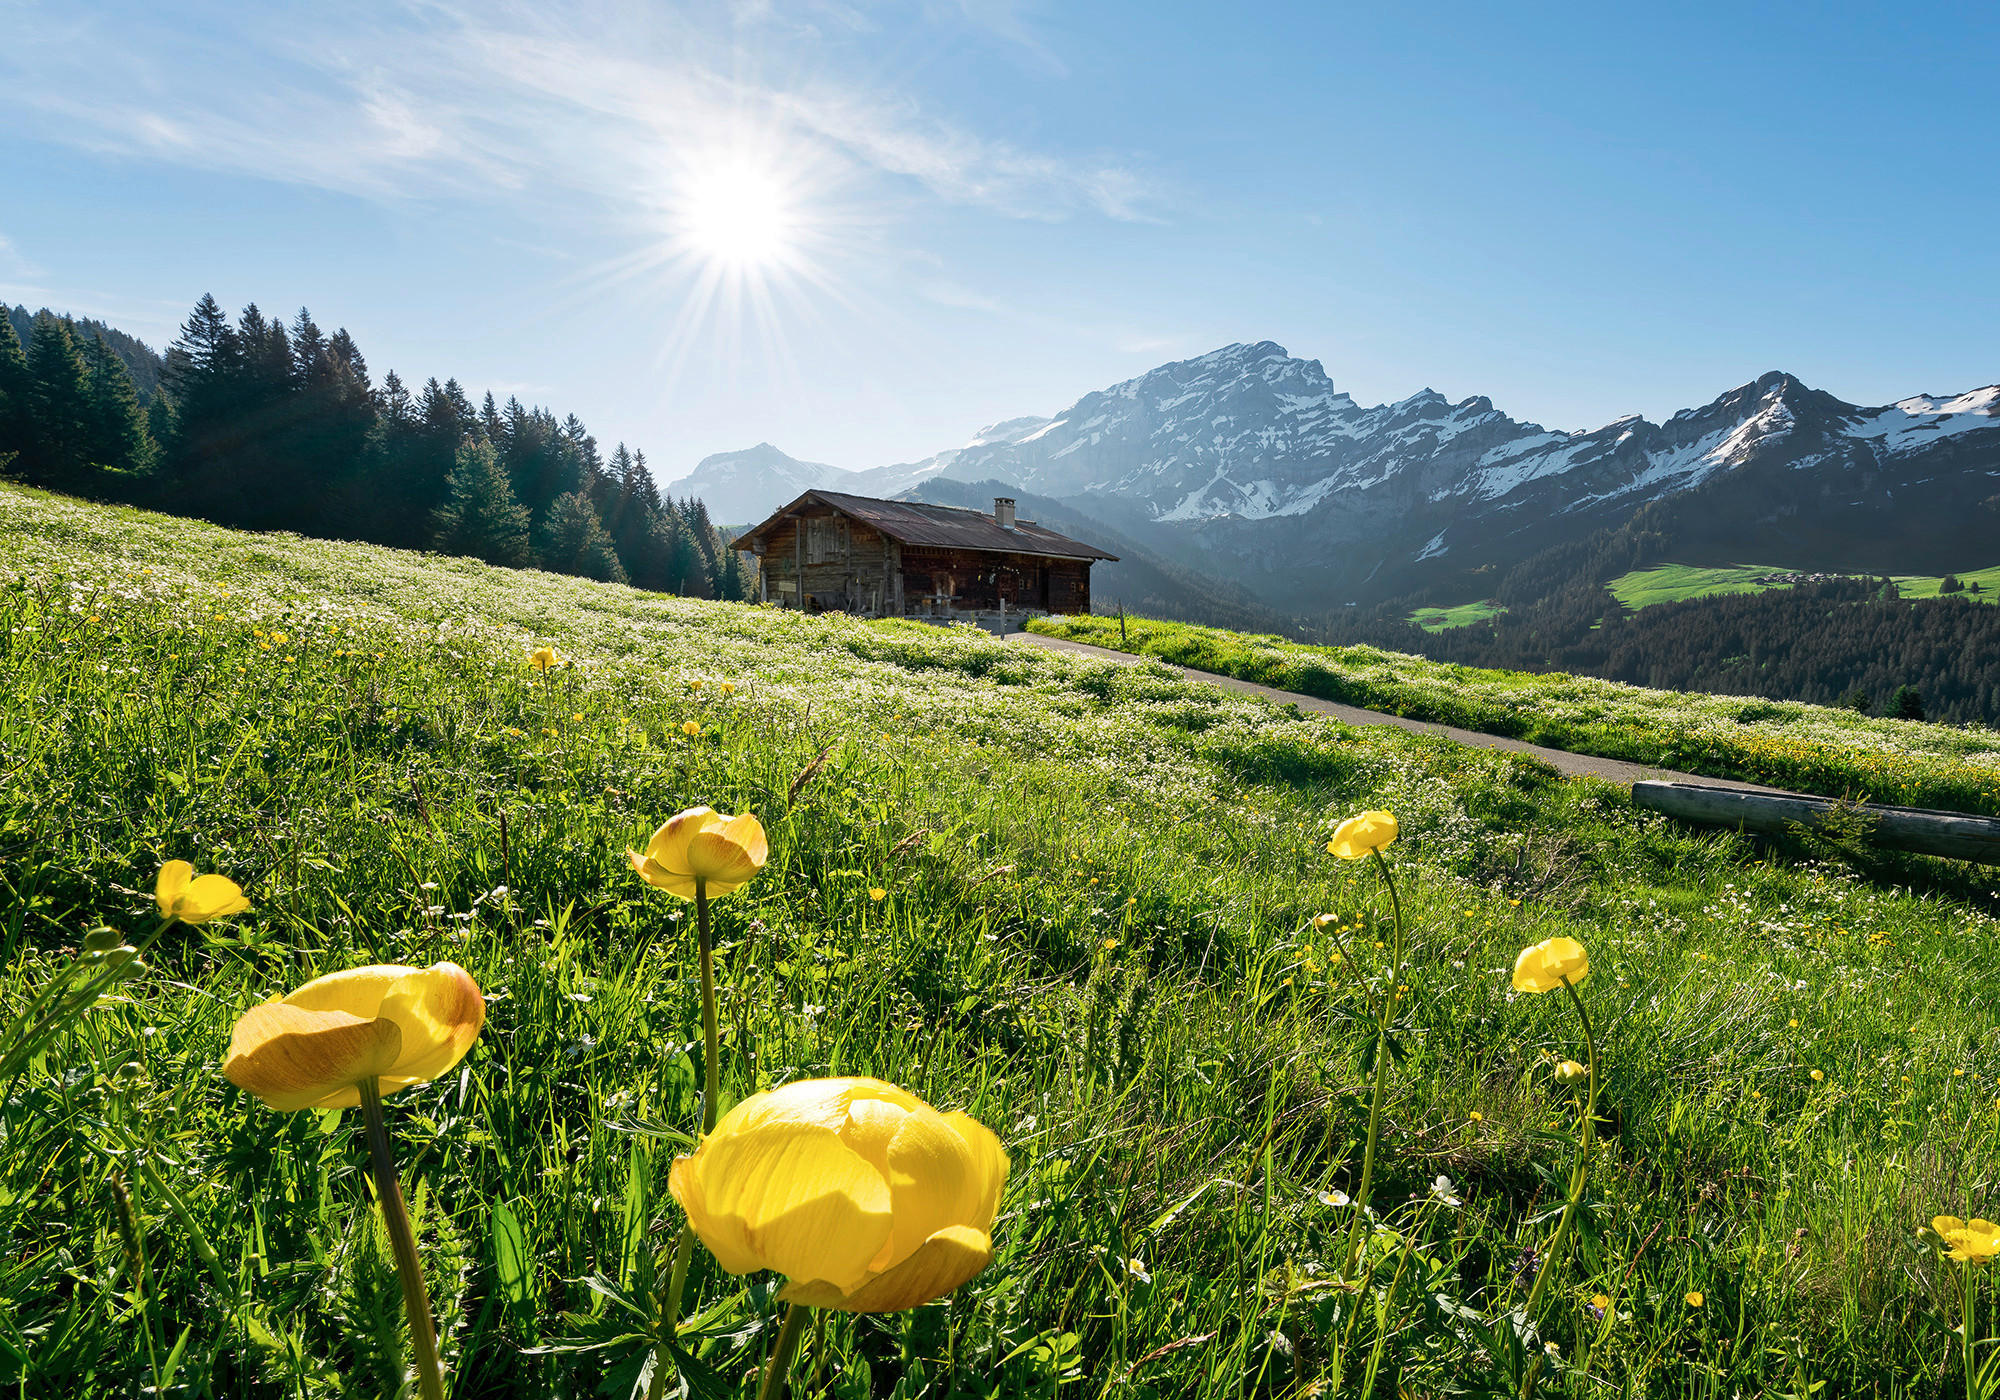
0 3 1159 223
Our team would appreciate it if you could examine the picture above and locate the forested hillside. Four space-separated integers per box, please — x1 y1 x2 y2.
1325 498 2000 726
0 296 747 598
5 304 164 401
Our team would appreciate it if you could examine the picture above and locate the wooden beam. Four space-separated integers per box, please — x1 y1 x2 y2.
1632 781 2000 865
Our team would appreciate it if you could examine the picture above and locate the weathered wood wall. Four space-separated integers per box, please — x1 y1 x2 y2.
746 507 1097 617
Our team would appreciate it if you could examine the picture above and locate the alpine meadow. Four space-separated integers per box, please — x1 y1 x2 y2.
6 3 2000 1397
7 479 2000 1398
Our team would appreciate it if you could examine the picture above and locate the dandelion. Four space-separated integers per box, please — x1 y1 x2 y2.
720 681 737 696
682 721 701 737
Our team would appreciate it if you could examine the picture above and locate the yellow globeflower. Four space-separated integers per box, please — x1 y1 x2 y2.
155 861 250 924
670 1077 1008 1313
1326 810 1398 860
1935 1217 2000 1263
1554 1059 1587 1083
224 963 485 1111
1512 937 1589 994
528 645 564 671
629 807 768 899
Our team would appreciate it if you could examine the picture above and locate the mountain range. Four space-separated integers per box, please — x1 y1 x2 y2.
667 342 2000 611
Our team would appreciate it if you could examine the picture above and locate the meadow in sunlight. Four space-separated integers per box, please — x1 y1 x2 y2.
7 478 2000 1399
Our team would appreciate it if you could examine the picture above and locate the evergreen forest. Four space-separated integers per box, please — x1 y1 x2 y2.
0 298 748 599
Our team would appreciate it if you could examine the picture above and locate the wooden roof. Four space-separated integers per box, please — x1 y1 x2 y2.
732 490 1119 563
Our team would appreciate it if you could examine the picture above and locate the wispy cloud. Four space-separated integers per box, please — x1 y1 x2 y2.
0 3 1159 223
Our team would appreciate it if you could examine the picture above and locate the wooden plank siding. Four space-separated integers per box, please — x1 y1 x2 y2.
752 516 1092 617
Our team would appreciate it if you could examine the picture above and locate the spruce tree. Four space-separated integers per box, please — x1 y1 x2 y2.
538 490 628 583
431 438 532 567
24 313 93 487
81 333 153 474
0 312 27 471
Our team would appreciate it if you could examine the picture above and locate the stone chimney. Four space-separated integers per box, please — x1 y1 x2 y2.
993 496 1017 530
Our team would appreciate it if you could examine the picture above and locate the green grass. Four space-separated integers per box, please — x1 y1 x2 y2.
1608 561 2000 610
7 480 2000 1398
1029 612 2000 815
1606 562 1799 609
1408 599 1505 631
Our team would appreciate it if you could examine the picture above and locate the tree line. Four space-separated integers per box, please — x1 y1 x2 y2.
0 298 748 598
1321 576 2000 726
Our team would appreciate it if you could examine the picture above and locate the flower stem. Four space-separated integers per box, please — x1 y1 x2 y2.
1964 1261 1977 1400
756 1304 811 1400
1342 852 1405 1280
359 1080 446 1400
696 878 720 1134
645 880 722 1400
1523 976 1598 1320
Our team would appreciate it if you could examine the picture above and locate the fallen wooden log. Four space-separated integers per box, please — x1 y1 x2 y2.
1631 781 2000 865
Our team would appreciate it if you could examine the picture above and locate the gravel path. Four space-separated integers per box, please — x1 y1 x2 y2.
1010 631 1791 794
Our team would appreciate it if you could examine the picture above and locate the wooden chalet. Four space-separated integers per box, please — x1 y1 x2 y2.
732 491 1118 619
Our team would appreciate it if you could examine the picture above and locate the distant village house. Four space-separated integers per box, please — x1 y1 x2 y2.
732 491 1117 620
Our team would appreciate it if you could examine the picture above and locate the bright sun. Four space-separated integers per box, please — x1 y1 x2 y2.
679 164 794 271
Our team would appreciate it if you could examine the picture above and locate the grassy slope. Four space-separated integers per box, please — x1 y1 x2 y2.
5 482 2000 1397
1408 599 1506 631
1608 561 2000 610
1029 613 2000 815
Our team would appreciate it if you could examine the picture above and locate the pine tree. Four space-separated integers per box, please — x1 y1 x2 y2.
1888 685 1926 721
431 438 532 567
81 333 153 474
24 313 94 487
538 491 628 583
145 390 178 459
0 312 27 472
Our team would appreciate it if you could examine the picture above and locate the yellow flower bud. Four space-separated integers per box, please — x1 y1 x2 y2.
224 962 484 1111
628 807 768 900
669 1077 1008 1313
1511 937 1589 994
1325 810 1398 861
1554 1059 1586 1083
155 861 249 925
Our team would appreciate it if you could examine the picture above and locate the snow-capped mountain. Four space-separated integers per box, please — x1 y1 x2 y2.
916 343 2000 604
678 342 1999 605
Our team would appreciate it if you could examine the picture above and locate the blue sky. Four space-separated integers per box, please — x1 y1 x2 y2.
2 1 1994 482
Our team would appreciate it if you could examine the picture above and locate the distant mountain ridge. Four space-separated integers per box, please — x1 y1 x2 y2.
664 417 1053 525
681 342 2000 608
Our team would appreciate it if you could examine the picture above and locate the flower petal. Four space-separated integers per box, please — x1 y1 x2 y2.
155 861 193 920
375 962 485 1090
681 1118 893 1293
224 1002 404 1111
282 964 418 1020
643 808 722 878
780 1225 994 1313
176 873 249 923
